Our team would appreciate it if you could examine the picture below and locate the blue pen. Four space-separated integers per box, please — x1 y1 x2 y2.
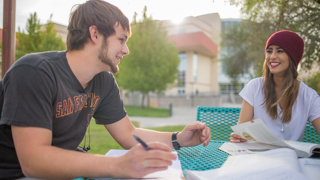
133 134 152 150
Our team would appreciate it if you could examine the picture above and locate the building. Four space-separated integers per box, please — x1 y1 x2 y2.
41 22 68 43
44 14 222 107
161 13 221 97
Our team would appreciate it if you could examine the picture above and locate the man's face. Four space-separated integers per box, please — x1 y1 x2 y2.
98 24 129 73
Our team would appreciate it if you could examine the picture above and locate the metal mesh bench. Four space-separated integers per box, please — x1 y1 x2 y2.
196 106 319 143
177 106 319 171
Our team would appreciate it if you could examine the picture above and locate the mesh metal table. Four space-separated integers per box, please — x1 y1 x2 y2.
176 140 229 171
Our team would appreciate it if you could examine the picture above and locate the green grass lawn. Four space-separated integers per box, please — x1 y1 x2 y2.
124 105 170 117
79 105 181 154
80 120 185 155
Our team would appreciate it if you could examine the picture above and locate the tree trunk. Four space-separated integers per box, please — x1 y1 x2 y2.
140 93 145 109
147 93 150 107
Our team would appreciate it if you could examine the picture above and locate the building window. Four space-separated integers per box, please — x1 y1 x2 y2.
193 53 198 82
177 53 186 95
178 28 186 34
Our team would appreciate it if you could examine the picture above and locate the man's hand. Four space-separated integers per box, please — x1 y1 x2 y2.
230 132 247 143
113 142 177 178
177 122 211 147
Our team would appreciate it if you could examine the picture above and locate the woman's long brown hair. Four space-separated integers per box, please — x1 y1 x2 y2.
262 58 300 123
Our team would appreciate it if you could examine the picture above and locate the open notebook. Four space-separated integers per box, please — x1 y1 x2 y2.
219 119 320 158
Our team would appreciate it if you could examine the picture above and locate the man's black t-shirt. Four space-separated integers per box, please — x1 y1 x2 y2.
0 51 127 179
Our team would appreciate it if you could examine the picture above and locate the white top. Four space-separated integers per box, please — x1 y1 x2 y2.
239 77 320 141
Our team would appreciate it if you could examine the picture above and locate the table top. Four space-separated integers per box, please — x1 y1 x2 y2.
75 140 229 180
176 140 229 171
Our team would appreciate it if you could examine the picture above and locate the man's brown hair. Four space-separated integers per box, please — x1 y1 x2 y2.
67 0 131 50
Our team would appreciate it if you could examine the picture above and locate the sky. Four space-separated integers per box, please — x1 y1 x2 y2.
0 0 242 31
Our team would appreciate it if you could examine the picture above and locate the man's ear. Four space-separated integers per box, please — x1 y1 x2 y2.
89 25 99 43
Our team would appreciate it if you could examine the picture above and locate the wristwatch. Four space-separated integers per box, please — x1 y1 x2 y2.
172 132 180 150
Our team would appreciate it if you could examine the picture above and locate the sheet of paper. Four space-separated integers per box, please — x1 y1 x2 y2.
185 163 310 180
221 148 301 171
103 149 183 180
185 149 310 180
218 142 253 155
284 140 320 155
298 158 320 180
231 119 293 148
105 149 129 156
219 142 281 155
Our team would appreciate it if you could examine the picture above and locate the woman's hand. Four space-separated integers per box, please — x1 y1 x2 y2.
230 132 247 143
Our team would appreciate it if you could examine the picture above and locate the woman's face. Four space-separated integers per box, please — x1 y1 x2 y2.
265 45 290 77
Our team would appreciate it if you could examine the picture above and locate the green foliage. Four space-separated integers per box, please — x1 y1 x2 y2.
224 0 320 77
16 13 66 60
221 20 275 79
82 120 139 154
306 72 320 95
124 105 169 117
147 125 185 132
83 119 184 155
115 6 180 108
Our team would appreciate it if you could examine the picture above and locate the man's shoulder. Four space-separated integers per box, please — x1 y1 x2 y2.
15 51 65 66
97 71 115 81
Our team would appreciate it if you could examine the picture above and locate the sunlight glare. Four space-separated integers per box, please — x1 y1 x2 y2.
170 16 184 24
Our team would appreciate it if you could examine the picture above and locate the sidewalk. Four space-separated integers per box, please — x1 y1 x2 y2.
130 103 242 128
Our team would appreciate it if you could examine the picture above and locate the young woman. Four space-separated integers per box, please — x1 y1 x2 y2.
230 30 320 142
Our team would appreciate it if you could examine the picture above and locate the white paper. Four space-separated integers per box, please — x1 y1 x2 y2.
185 149 311 180
228 119 318 158
185 164 310 180
105 149 129 156
284 140 320 155
231 119 292 148
103 149 183 180
219 142 280 155
298 158 320 180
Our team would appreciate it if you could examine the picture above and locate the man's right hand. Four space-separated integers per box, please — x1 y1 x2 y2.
113 141 177 178
230 132 247 143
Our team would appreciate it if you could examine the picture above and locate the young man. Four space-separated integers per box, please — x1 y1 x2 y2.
0 0 211 179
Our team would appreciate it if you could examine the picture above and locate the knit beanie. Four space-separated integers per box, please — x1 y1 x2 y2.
265 30 304 68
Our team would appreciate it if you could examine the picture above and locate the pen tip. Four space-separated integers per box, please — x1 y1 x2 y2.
132 134 138 138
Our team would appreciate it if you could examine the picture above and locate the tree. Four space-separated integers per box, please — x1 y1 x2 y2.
16 13 66 60
221 21 252 83
307 72 320 95
115 6 180 108
221 19 276 79
222 0 320 78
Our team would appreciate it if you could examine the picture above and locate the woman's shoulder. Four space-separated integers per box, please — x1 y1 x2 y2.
299 81 319 98
245 77 264 87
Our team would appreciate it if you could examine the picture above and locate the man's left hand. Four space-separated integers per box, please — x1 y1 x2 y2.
177 122 211 147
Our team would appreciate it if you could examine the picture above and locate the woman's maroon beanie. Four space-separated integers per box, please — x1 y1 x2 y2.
265 30 304 68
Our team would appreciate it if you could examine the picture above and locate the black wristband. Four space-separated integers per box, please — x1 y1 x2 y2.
172 132 180 150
